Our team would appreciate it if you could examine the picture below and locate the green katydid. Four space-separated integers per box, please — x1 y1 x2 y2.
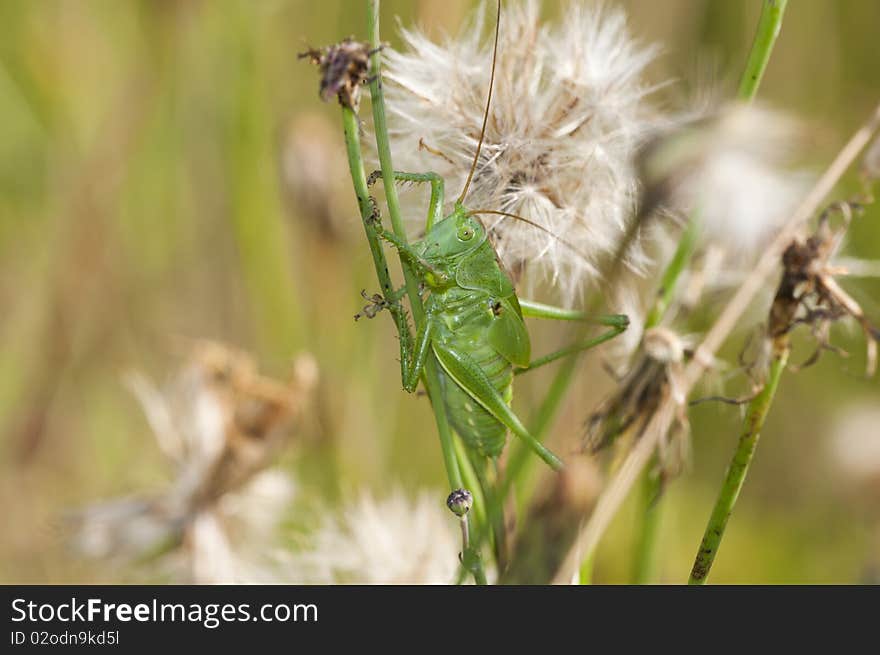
363 0 629 474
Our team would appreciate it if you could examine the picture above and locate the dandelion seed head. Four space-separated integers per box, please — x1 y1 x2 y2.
383 0 665 306
291 489 460 584
829 404 880 484
68 342 313 583
861 133 880 181
641 103 812 257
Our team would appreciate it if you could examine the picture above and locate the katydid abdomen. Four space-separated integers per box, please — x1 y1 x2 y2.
428 284 517 459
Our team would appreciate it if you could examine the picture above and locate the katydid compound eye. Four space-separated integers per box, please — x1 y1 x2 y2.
457 226 474 241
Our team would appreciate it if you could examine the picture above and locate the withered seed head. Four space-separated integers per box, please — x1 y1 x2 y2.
299 38 374 111
769 200 879 373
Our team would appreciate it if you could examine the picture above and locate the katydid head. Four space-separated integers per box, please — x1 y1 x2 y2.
419 204 488 262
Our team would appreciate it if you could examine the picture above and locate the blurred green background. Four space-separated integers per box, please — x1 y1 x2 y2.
1 0 878 584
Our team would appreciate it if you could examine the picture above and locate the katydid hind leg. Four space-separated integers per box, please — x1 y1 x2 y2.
515 323 629 376
519 298 629 330
514 298 630 375
432 341 564 471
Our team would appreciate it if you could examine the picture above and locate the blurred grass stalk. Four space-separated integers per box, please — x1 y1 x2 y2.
228 6 303 354
629 0 788 584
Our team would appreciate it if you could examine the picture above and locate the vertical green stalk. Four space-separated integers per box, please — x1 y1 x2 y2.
631 468 663 584
643 219 701 330
737 0 789 101
341 107 399 310
365 0 462 491
579 555 594 585
453 436 488 530
228 5 302 354
344 95 481 583
501 349 579 506
629 220 698 583
688 349 789 584
629 0 788 583
367 1 424 323
366 0 485 584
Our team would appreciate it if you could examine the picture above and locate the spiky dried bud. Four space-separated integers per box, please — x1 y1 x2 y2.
769 202 879 373
299 39 373 111
446 488 474 517
585 326 691 478
642 326 686 365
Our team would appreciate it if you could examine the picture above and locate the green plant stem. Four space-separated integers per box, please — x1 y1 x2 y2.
631 467 662 584
737 0 789 101
643 218 700 329
366 0 462 491
628 0 788 584
688 349 789 585
367 0 486 585
628 220 698 583
453 436 488 531
579 555 594 585
340 103 464 489
341 107 400 315
367 2 424 323
460 514 489 585
340 103 418 379
682 0 789 586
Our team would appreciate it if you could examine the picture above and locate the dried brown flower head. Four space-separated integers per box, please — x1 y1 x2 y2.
67 342 318 583
299 38 375 111
769 200 879 374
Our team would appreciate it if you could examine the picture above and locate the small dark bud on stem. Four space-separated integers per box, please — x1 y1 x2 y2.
446 489 473 517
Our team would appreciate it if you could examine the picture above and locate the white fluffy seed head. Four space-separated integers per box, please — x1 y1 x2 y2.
383 0 666 307
639 102 812 257
829 404 880 484
68 344 307 582
289 489 461 584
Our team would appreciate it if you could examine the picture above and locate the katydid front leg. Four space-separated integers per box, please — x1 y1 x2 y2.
367 170 445 230
401 314 436 393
